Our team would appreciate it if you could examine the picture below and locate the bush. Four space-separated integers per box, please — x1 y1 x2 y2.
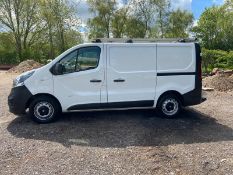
0 49 18 64
202 49 233 72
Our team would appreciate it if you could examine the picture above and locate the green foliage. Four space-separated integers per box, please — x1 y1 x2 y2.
0 51 17 64
202 49 233 72
0 0 232 68
165 9 193 38
87 0 117 38
193 1 233 51
87 0 193 39
111 8 128 38
0 32 17 64
124 17 146 38
0 0 82 65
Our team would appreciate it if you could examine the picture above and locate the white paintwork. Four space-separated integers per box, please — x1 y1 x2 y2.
23 42 197 112
52 44 104 111
107 44 157 103
25 65 54 96
157 43 196 73
154 75 195 107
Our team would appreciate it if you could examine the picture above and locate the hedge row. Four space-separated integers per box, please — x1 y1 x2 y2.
0 50 18 65
202 49 233 72
0 48 46 65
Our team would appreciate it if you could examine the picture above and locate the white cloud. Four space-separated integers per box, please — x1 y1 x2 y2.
171 0 192 11
212 0 225 5
193 19 198 27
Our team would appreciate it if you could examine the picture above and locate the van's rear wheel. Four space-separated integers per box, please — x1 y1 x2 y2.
157 94 181 118
29 96 60 123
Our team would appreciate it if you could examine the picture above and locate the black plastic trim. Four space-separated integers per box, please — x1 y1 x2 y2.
67 100 154 111
157 72 196 76
8 85 32 114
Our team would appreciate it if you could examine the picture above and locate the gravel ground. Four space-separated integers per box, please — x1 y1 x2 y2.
0 71 233 175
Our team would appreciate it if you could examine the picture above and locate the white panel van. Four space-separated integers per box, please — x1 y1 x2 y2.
8 39 206 123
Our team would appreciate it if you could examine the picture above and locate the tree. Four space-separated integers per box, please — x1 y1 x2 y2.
193 7 222 50
0 0 41 61
87 0 117 38
111 8 128 38
155 0 170 38
165 9 193 38
39 0 56 59
129 0 160 37
64 30 83 49
193 1 233 50
40 0 77 53
124 17 146 38
128 0 171 38
0 32 16 64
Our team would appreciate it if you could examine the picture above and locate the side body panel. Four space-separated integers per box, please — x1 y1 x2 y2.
106 44 157 105
154 43 196 106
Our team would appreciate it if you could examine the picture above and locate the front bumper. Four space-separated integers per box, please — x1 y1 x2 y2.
8 85 32 115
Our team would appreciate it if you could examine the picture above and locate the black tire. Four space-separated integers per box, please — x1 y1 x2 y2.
29 96 61 124
157 94 182 118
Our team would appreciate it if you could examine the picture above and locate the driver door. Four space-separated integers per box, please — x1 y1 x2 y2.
53 45 104 111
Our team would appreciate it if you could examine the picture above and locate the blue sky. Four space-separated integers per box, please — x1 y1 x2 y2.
76 0 225 24
192 0 225 19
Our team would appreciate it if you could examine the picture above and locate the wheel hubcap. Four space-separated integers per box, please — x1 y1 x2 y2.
162 98 179 116
34 102 54 120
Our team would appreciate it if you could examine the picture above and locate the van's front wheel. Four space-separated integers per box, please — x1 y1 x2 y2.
157 94 181 118
29 96 60 123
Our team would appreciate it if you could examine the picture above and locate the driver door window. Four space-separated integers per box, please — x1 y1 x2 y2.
59 51 77 74
59 46 101 74
76 47 101 71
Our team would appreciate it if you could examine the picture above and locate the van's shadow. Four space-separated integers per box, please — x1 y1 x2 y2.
7 108 233 148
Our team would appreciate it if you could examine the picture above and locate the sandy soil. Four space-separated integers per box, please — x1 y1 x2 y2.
0 71 233 175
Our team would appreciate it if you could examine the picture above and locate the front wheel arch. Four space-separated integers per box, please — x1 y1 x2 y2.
26 93 62 112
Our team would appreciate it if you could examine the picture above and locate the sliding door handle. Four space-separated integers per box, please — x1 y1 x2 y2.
90 79 102 83
114 79 125 82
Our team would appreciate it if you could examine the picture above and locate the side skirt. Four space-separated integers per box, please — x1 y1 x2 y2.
67 100 154 111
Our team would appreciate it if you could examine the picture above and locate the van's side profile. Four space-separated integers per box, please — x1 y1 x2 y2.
8 39 206 123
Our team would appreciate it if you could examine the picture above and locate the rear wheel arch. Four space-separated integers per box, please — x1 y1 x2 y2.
156 91 184 107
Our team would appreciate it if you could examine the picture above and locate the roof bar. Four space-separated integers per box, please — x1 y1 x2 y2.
91 38 197 43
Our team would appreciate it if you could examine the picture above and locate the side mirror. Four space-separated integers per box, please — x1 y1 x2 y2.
53 63 63 75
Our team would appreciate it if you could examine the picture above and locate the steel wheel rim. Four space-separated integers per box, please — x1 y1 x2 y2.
162 98 179 116
34 102 54 120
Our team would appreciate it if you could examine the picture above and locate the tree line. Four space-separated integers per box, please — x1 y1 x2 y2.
0 0 82 64
193 0 233 71
87 0 193 39
0 0 232 71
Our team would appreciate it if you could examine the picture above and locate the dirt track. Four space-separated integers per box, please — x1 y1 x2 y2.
0 72 233 175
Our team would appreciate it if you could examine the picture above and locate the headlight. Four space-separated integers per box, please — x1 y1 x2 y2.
13 70 35 87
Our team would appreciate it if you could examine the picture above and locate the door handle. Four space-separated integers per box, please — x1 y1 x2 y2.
90 79 102 83
114 79 125 82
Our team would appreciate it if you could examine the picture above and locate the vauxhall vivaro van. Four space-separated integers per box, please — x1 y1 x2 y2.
8 38 206 123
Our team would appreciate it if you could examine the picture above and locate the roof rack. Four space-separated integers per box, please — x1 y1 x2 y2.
91 38 197 43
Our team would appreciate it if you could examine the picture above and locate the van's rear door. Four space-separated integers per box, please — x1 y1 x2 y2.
106 44 157 108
